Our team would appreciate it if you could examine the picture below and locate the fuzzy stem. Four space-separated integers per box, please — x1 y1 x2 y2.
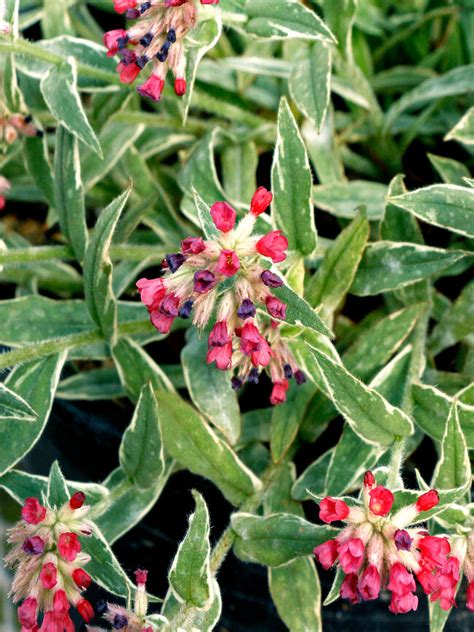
386 439 405 490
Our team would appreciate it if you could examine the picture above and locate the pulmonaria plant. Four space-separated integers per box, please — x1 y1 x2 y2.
5 493 94 631
1 107 41 148
314 471 473 614
136 187 307 405
103 0 219 100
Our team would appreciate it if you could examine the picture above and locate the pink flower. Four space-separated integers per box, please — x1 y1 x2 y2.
250 187 272 216
208 321 230 347
18 598 37 628
319 497 350 524
369 486 394 516
103 29 127 56
467 581 474 612
270 379 289 405
22 498 46 525
114 0 136 13
181 237 205 255
117 61 140 84
265 296 286 320
240 322 262 356
207 342 232 370
134 569 148 585
58 533 81 562
210 202 236 232
358 565 381 601
340 573 359 604
150 310 175 334
416 565 439 595
174 78 187 96
22 536 45 555
71 568 91 590
136 277 166 309
256 230 288 263
430 557 461 611
251 337 272 367
313 540 338 570
389 592 419 614
69 492 85 510
416 490 439 512
201 0 219 4
418 536 451 571
387 562 416 595
77 599 94 622
216 249 240 277
137 75 165 101
337 538 365 574
39 563 57 590
364 471 375 487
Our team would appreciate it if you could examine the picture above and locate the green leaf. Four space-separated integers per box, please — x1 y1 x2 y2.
221 141 257 205
232 512 338 566
168 491 212 609
289 41 331 132
83 189 131 343
156 391 261 505
291 450 333 501
54 125 88 260
433 403 471 490
0 354 66 476
269 557 322 632
46 461 69 508
381 174 424 244
23 136 55 208
42 0 73 38
271 97 317 256
0 383 37 421
161 579 221 631
58 367 126 400
445 106 474 146
428 154 471 186
181 331 240 445
310 349 413 447
40 57 102 156
351 242 468 295
314 180 386 220
191 189 219 240
245 0 336 43
271 279 333 338
387 184 474 238
306 211 369 314
119 383 164 490
429 281 474 355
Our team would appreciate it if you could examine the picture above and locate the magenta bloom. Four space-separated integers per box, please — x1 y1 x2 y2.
256 230 288 263
319 497 350 524
210 202 236 233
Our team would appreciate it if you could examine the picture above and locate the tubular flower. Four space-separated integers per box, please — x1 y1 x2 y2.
5 492 94 630
430 533 474 612
103 0 219 99
313 471 449 613
136 188 306 405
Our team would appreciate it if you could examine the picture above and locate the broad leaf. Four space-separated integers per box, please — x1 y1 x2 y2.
433 403 471 490
0 383 37 421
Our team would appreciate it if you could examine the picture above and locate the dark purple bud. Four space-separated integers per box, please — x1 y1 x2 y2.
165 253 185 273
136 54 149 69
261 270 283 288
140 1 151 12
179 299 194 319
160 295 179 317
237 298 256 320
125 8 140 18
96 600 108 615
231 377 243 391
283 364 293 379
117 35 129 49
294 370 306 385
167 28 177 43
139 32 154 47
22 536 44 555
247 368 259 384
120 49 136 65
156 49 168 63
112 614 129 629
394 529 413 551
194 270 215 294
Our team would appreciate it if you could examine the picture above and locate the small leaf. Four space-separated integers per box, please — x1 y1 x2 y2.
0 383 37 421
428 154 471 186
161 579 221 631
192 189 219 240
272 279 333 338
445 106 474 146
314 180 386 220
291 450 333 501
381 174 423 244
168 491 212 608
46 461 69 508
429 280 474 355
119 383 165 490
433 403 471 490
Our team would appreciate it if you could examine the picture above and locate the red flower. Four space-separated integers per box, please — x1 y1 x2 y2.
58 532 81 562
265 296 286 320
174 78 187 96
69 492 85 510
467 581 474 612
114 0 137 13
387 562 416 595
430 557 461 611
340 573 359 604
103 29 127 56
72 568 92 590
240 322 261 356
389 591 418 614
270 380 289 405
337 538 365 574
117 61 140 84
77 599 94 622
137 75 165 101
21 498 47 525
250 187 272 217
416 564 439 595
416 490 439 512
251 337 272 367
216 249 240 277
358 565 381 601
313 540 338 570
181 237 205 255
18 597 37 628
207 343 232 370
369 486 394 516
134 569 148 585
319 497 350 524
210 202 236 233
418 536 451 571
256 230 288 263
136 277 166 309
208 321 230 347
363 471 375 487
39 563 57 590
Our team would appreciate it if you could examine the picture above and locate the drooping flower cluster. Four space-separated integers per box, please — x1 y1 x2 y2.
313 471 474 614
5 492 94 630
429 532 474 612
136 187 307 404
87 569 155 632
103 0 219 101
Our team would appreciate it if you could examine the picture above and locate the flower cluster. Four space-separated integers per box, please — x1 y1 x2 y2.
314 471 473 614
136 187 307 405
103 0 219 101
87 569 154 632
1 111 41 146
5 492 94 630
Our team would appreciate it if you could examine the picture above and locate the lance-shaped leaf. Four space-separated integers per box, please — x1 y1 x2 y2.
156 391 261 505
314 180 386 220
445 106 474 146
182 331 240 445
351 242 468 296
271 97 317 256
232 512 338 567
119 383 164 490
381 174 423 243
428 154 471 186
387 184 474 238
23 135 55 208
429 281 474 355
192 189 219 240
433 403 471 491
0 383 37 421
0 353 66 476
271 279 333 338
54 125 88 260
168 491 212 608
46 461 69 508
83 188 131 344
221 141 257 205
310 349 413 447
58 367 126 401
245 0 336 42
291 450 333 501
161 579 221 631
40 57 101 156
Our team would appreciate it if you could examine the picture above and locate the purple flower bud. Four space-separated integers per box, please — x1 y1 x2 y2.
160 295 179 317
139 32 154 47
194 270 215 294
165 253 185 273
284 364 293 379
113 614 129 629
117 35 129 49
179 299 194 319
237 299 256 320
136 54 149 69
120 49 136 65
294 370 306 385
140 1 151 13
247 368 259 384
22 536 44 555
394 529 413 551
167 28 177 42
231 377 243 391
261 270 283 288
125 8 140 18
